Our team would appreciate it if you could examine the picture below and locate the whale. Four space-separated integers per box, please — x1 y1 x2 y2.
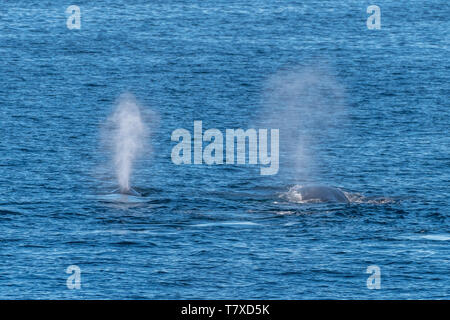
288 185 349 203
112 187 141 197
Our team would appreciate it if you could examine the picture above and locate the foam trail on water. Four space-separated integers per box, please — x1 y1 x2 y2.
109 93 147 194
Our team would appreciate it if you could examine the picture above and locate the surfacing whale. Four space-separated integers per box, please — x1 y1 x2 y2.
288 185 349 203
112 187 141 197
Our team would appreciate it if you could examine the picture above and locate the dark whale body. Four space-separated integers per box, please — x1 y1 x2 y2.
294 185 349 203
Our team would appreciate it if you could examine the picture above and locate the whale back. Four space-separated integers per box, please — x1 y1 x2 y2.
290 185 349 203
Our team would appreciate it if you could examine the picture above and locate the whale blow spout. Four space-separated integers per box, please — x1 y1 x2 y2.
286 185 349 203
108 93 148 195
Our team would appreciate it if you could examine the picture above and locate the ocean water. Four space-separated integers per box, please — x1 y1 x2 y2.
0 0 449 299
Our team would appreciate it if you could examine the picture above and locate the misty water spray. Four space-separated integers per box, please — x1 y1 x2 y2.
108 93 147 194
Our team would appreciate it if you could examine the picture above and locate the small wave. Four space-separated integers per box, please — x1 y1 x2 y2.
0 208 23 215
191 221 260 227
344 192 396 204
96 193 146 203
399 234 450 241
421 234 450 241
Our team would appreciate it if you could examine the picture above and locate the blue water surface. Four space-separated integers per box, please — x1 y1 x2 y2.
0 0 449 299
